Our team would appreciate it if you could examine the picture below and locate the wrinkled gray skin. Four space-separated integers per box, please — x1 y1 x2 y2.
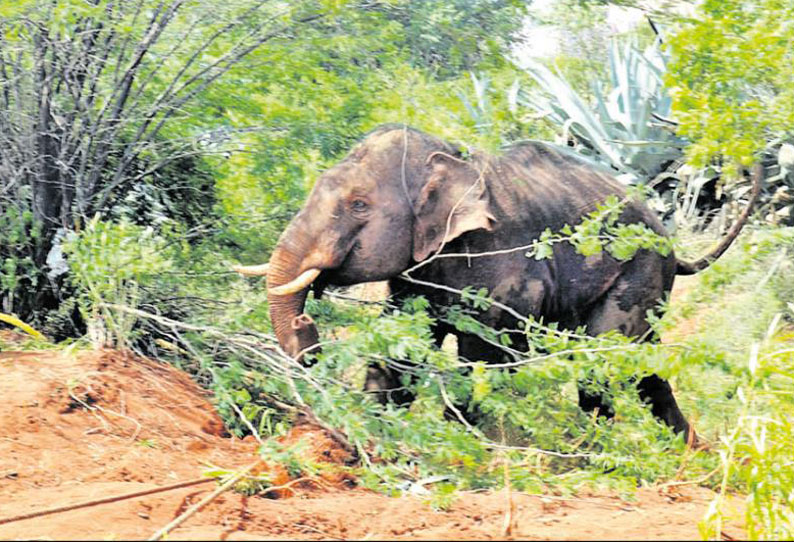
263 124 690 438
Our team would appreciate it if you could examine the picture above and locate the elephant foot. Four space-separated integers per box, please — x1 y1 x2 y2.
637 374 694 444
364 365 414 406
577 386 615 420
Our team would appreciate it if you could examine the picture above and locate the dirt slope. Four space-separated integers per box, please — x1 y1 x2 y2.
0 348 744 540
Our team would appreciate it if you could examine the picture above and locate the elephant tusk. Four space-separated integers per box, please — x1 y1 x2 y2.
269 268 322 296
231 263 270 276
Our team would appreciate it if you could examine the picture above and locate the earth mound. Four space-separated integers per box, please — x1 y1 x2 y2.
0 348 744 540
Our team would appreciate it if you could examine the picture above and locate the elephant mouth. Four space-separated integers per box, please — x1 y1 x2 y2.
279 240 371 298
311 275 329 299
321 240 364 286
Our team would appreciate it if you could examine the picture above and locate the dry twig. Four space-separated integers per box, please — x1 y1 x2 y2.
0 477 213 526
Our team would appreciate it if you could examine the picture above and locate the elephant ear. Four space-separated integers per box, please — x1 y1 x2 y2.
412 157 496 262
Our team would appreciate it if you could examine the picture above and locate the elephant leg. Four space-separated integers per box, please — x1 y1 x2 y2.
429 324 481 425
364 364 414 406
577 384 615 419
637 374 690 437
581 272 691 441
359 281 419 406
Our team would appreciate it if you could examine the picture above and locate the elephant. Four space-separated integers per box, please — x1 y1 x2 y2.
234 124 761 441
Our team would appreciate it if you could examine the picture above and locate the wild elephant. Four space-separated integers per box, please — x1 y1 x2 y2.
234 124 760 440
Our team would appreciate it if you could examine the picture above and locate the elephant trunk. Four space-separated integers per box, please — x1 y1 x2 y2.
266 226 321 363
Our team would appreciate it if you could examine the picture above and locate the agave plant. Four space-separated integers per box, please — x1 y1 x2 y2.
509 37 686 186
466 36 794 228
457 72 493 135
673 141 794 228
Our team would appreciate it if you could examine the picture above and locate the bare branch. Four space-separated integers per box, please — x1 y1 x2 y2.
96 7 327 210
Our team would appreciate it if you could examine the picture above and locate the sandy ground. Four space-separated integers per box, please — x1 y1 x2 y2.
0 279 746 540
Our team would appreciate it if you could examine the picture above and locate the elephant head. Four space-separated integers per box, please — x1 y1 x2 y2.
234 125 496 361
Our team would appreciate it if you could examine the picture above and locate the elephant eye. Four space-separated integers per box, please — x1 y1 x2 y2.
351 198 369 213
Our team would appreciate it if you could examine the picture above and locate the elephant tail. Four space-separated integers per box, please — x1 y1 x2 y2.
676 163 763 276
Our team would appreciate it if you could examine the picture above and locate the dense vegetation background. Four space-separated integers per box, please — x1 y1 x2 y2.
1 0 793 538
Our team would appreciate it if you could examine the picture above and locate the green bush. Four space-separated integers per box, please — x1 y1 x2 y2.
63 217 174 349
681 228 794 540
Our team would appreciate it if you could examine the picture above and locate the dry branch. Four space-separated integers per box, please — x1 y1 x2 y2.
147 461 260 541
0 477 214 526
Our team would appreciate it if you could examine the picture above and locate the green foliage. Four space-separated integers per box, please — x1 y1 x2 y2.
375 0 527 78
258 439 319 479
528 193 673 261
63 217 174 348
1 0 529 334
202 464 273 497
0 204 40 309
131 221 793 539
256 290 704 494
658 227 794 540
701 337 794 540
667 0 794 175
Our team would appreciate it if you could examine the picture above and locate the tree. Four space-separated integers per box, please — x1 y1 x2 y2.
0 0 341 326
666 0 794 173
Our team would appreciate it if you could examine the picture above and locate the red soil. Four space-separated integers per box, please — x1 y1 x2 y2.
0 346 744 540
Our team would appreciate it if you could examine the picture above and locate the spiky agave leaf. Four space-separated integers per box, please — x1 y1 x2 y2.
513 37 687 185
